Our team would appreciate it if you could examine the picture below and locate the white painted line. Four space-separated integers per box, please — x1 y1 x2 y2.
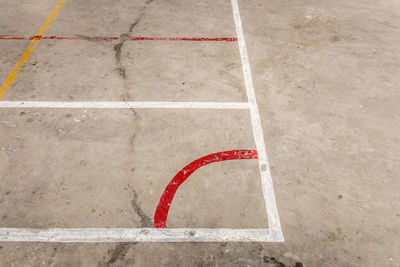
231 0 284 241
0 228 283 242
0 101 250 109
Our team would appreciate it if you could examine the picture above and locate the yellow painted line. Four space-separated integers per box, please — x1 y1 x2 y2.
0 0 66 101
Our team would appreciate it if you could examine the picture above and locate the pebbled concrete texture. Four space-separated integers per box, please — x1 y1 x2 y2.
0 0 399 266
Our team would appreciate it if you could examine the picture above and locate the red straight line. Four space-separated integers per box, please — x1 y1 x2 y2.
153 150 258 228
128 37 237 41
0 35 237 42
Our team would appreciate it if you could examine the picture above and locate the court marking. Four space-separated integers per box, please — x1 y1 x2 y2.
0 101 249 109
0 0 284 243
0 35 237 42
154 150 258 228
0 228 281 242
231 0 284 241
0 0 67 101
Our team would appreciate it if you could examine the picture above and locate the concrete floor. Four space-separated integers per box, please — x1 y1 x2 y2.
0 0 399 266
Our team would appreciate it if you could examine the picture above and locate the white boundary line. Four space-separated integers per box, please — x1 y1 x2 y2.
231 0 284 242
0 101 249 109
0 228 281 242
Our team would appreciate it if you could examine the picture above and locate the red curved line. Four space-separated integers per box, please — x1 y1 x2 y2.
153 150 258 228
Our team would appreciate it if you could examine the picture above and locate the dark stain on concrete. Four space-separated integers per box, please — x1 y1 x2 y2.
262 256 303 267
263 256 286 267
113 42 124 63
128 22 139 33
105 242 136 266
113 43 127 79
113 19 140 79
127 184 153 227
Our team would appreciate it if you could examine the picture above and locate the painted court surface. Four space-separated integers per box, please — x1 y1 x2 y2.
0 0 399 266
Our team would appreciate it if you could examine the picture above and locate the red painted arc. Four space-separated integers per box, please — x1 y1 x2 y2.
153 150 258 228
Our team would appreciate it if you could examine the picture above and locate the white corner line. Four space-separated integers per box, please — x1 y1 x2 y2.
0 228 284 242
0 101 250 109
230 0 284 241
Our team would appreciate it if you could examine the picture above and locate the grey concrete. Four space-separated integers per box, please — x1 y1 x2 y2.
0 0 399 266
0 109 265 228
4 41 245 102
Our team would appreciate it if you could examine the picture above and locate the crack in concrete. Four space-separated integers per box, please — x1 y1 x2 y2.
127 184 153 227
126 130 137 169
121 96 140 171
113 0 155 81
113 19 140 80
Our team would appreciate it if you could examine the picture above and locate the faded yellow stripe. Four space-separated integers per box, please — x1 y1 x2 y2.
0 0 66 100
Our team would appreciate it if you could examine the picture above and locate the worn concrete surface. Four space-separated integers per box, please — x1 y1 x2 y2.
0 0 399 266
0 109 265 228
4 41 245 101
